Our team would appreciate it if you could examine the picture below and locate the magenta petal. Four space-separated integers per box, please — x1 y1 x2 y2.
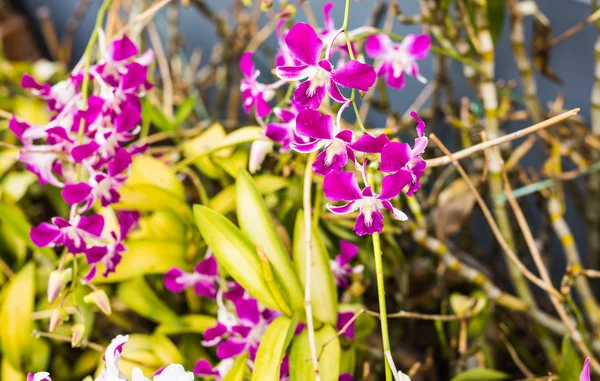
296 109 333 140
380 142 412 173
323 171 362 201
581 358 591 381
235 298 261 325
331 61 376 91
354 209 384 236
337 312 356 339
349 133 390 153
115 103 142 133
21 74 48 92
204 323 228 344
265 123 289 143
328 79 347 103
313 145 348 176
290 139 322 153
62 182 92 205
240 52 255 77
293 80 327 110
217 338 247 359
30 222 60 247
9 117 29 140
339 241 358 264
77 214 104 237
194 279 217 299
410 111 426 137
195 255 218 276
194 359 219 376
365 34 392 58
255 94 272 117
379 170 412 200
109 35 139 61
117 211 140 238
323 2 335 30
85 245 108 265
385 65 406 89
326 201 358 215
405 33 431 60
335 129 353 143
108 149 132 177
339 374 354 381
275 65 311 81
164 268 187 292
71 142 100 163
285 23 323 66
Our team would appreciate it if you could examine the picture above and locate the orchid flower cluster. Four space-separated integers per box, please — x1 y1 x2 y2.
241 3 431 236
10 35 153 286
28 335 194 381
164 245 360 380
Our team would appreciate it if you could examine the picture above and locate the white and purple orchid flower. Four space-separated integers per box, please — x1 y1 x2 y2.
324 171 408 236
240 51 277 118
30 214 104 254
365 33 431 89
330 240 363 287
164 252 219 299
337 311 357 339
275 22 376 109
27 373 52 381
380 112 428 197
581 358 590 381
290 108 389 175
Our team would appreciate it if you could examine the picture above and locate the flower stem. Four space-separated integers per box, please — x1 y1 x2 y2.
372 232 393 381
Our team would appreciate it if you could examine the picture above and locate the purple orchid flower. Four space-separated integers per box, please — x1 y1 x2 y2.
319 3 356 69
30 214 104 254
581 358 590 381
27 373 51 381
275 22 376 109
380 112 428 197
85 211 139 280
240 51 275 118
265 106 313 152
290 108 389 175
324 171 408 236
164 252 219 299
275 20 301 68
337 311 356 339
330 240 363 287
365 33 431 89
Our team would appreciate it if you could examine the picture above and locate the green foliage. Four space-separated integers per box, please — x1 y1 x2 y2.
289 324 340 381
251 315 298 381
450 368 510 381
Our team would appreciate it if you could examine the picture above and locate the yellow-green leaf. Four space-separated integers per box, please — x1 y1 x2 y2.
209 175 289 214
114 185 191 219
182 124 228 179
193 205 278 310
0 204 55 259
450 368 509 381
117 277 179 323
293 210 337 325
1 359 25 381
0 262 35 370
223 352 248 381
151 333 185 366
155 315 217 335
289 324 340 381
251 315 297 381
237 169 303 310
126 155 185 198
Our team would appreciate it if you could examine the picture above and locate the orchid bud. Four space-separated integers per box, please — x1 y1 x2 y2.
83 290 112 315
71 324 85 347
260 0 273 11
249 139 273 174
47 268 72 303
278 4 297 19
49 308 67 332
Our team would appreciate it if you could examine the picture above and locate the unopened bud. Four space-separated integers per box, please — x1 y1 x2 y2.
47 268 72 303
278 4 297 19
261 0 273 11
83 290 112 315
71 324 85 347
49 308 67 332
249 139 273 174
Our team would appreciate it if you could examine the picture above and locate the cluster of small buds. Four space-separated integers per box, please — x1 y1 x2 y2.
239 2 431 236
11 35 153 283
28 335 195 381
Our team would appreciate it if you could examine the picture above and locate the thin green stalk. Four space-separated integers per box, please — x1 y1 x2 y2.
372 232 393 381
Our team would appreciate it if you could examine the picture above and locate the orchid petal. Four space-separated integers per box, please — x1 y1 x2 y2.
285 23 323 66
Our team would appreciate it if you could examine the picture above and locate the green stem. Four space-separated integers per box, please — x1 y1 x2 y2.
373 232 393 381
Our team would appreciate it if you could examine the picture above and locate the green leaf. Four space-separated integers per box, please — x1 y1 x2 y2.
155 314 217 335
209 175 289 214
117 277 179 323
0 204 55 259
289 324 340 381
237 169 303 310
487 0 506 44
293 210 337 325
127 155 185 198
223 352 249 381
175 94 199 124
115 185 191 219
0 262 35 370
559 335 583 381
213 149 249 178
0 171 37 203
450 368 510 381
95 240 187 283
251 315 298 381
1 359 25 381
152 333 185 366
147 102 175 132
193 205 278 310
